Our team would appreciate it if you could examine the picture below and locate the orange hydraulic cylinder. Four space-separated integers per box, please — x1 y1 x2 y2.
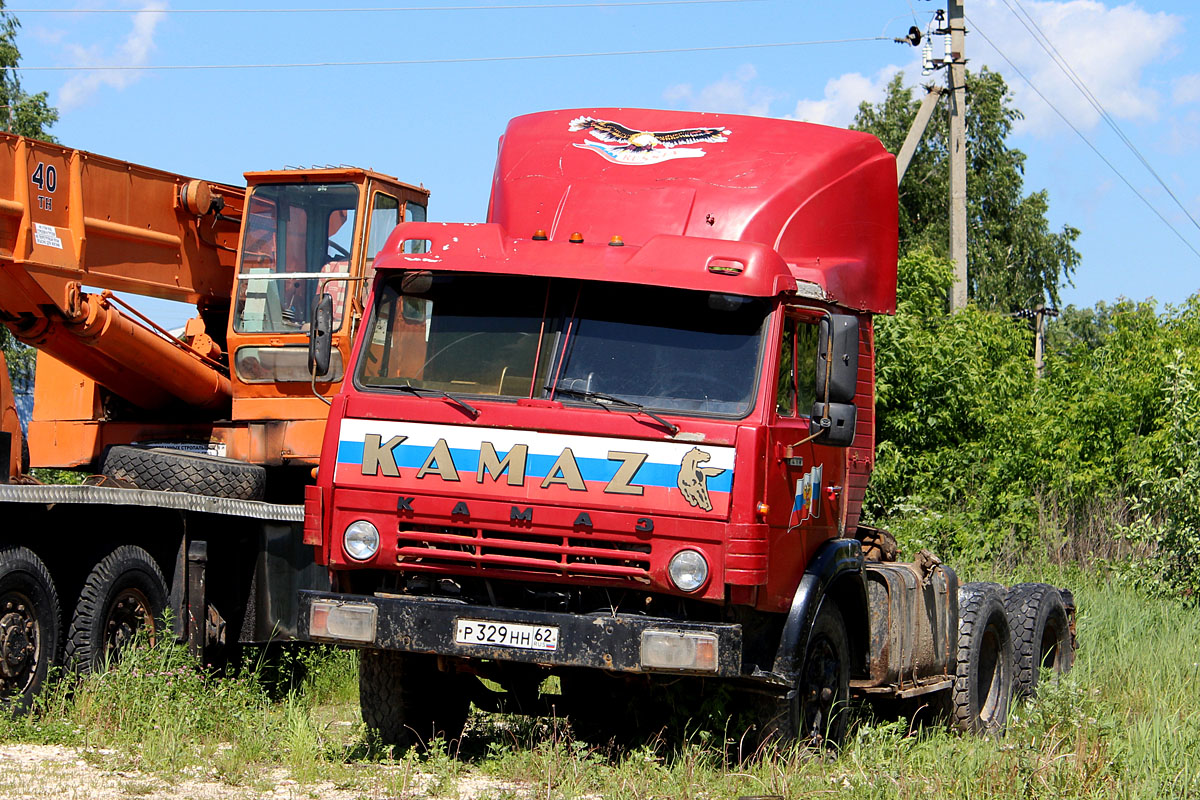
15 294 231 411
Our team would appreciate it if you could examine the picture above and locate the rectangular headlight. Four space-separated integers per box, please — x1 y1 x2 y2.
309 600 377 643
640 630 718 672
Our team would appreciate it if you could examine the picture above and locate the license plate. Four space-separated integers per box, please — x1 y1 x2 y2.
454 618 559 652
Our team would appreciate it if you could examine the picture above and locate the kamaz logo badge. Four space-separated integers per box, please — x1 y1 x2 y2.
360 433 648 496
335 420 735 514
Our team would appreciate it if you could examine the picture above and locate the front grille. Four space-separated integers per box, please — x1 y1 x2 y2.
395 525 651 583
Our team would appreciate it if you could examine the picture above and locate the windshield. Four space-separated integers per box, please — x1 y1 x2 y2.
357 273 766 417
234 183 359 333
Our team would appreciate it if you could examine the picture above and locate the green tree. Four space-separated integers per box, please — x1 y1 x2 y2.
0 3 57 397
852 69 1079 313
0 3 57 141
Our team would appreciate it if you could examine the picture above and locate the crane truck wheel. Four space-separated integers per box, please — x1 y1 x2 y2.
358 649 470 754
102 445 267 501
948 582 1014 736
65 546 168 675
0 546 62 712
758 601 851 750
1004 583 1074 700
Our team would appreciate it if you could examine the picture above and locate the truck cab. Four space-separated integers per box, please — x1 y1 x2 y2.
300 109 1001 750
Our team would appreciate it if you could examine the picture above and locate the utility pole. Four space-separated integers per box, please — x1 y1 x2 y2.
1033 304 1045 378
947 0 968 312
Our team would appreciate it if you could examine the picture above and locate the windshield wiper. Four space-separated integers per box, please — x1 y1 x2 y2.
550 387 679 435
393 384 480 419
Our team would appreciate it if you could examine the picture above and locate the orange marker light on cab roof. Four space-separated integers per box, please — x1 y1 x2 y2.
609 235 624 247
532 229 548 241
568 232 584 244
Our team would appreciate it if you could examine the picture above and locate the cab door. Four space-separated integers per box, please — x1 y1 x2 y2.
763 310 843 600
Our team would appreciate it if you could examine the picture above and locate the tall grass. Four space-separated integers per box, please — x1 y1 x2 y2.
0 572 1195 798
475 573 1200 799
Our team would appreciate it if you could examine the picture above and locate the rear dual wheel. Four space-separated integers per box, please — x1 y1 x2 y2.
0 547 60 712
1005 583 1074 699
65 546 168 675
948 582 1013 735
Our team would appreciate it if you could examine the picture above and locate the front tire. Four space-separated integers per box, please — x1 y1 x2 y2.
359 650 469 753
948 582 1013 735
0 546 61 711
760 601 851 749
65 546 168 675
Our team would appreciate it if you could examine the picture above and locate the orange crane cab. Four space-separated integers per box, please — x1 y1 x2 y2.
0 132 428 480
223 168 429 468
0 134 428 709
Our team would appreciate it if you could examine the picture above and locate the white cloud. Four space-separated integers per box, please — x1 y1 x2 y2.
1174 74 1200 106
58 3 166 111
789 64 905 127
968 0 1180 136
663 64 782 117
1165 108 1200 155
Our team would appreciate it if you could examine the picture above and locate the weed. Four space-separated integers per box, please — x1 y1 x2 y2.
0 572 1194 800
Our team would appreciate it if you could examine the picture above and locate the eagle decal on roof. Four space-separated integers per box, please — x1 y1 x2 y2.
568 116 732 165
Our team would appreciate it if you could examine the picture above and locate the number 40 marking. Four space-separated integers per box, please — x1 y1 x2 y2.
32 162 57 193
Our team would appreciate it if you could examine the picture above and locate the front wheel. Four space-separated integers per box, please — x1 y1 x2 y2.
65 546 168 675
759 601 851 749
0 546 61 711
359 650 469 753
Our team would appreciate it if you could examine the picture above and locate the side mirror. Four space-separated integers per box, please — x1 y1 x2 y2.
809 401 857 447
815 314 859 405
308 293 334 378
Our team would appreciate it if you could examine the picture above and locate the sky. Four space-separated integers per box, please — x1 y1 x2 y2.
11 0 1200 328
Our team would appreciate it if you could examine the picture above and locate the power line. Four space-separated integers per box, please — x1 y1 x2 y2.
10 0 761 12
999 0 1200 238
966 15 1200 263
14 36 890 72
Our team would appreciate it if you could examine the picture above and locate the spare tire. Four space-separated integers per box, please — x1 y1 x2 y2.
102 446 266 501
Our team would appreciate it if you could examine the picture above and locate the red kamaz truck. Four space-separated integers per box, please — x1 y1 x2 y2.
298 109 1075 750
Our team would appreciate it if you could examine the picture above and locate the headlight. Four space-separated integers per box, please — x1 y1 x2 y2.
343 520 380 561
668 549 708 592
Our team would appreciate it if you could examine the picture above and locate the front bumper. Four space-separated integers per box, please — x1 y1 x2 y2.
299 590 743 677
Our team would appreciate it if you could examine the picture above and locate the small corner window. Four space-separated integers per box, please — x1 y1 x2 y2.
776 315 820 418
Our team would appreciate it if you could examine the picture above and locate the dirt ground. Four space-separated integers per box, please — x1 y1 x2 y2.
0 744 528 800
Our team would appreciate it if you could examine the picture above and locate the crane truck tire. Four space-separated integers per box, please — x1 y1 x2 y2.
948 582 1013 736
102 445 266 501
0 546 62 712
358 649 470 753
65 546 168 675
1004 582 1074 700
758 600 851 749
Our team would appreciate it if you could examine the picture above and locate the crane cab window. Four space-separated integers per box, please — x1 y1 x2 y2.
404 201 427 253
234 183 360 334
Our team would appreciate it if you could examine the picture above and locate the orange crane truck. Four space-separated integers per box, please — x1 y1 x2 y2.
0 132 428 708
298 108 1077 751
